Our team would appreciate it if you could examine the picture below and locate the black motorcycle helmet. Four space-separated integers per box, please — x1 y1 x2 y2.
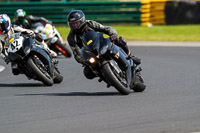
67 10 86 31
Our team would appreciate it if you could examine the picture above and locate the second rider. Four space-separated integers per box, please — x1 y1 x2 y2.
67 10 142 79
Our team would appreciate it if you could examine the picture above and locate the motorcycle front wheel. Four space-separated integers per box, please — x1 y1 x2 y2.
27 57 54 86
101 63 130 95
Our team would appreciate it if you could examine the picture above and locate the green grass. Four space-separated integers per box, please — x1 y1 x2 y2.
56 25 200 41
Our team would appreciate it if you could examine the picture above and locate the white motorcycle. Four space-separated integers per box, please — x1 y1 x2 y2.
33 22 72 58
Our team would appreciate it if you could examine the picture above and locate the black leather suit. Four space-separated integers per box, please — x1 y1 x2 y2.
67 20 129 64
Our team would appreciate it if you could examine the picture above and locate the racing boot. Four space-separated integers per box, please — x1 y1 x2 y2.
114 36 141 65
131 67 146 92
41 41 57 57
83 66 97 79
47 48 57 57
132 56 141 65
127 51 141 65
11 62 20 75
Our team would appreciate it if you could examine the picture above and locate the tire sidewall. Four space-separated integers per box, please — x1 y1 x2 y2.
101 63 130 95
53 68 63 83
55 43 72 57
27 57 53 86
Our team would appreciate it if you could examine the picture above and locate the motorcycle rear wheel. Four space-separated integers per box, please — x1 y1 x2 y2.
131 73 146 92
101 63 130 95
53 68 63 84
54 43 72 58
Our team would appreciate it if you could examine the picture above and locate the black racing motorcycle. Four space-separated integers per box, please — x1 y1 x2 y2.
6 32 63 86
81 31 146 95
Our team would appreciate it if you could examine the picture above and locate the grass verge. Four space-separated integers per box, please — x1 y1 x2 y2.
56 24 200 41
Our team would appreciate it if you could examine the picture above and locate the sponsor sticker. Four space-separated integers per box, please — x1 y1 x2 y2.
9 38 14 43
87 40 93 45
115 52 119 59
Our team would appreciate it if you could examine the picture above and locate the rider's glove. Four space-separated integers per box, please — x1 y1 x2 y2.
27 31 35 38
110 34 118 43
47 20 53 25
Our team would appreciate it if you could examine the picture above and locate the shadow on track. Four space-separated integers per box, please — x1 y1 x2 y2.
16 91 121 97
0 83 44 87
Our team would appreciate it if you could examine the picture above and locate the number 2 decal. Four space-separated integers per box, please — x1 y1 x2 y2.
7 36 23 53
10 40 19 50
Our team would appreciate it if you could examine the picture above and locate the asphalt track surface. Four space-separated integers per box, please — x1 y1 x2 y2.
0 41 200 133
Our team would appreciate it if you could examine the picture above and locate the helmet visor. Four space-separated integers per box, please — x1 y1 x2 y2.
0 21 9 33
69 21 81 30
17 16 25 22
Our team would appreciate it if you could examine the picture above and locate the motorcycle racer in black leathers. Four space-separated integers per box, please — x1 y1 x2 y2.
67 10 141 79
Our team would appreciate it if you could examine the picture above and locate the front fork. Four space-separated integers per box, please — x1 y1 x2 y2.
109 44 133 86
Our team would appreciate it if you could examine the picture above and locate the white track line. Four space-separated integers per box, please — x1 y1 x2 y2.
127 41 200 47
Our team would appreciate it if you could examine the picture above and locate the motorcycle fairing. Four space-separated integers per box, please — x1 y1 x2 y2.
31 43 54 77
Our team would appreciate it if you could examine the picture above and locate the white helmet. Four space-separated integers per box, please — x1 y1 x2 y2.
0 14 11 34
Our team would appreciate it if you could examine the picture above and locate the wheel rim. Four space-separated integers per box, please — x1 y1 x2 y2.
33 57 52 79
110 65 128 88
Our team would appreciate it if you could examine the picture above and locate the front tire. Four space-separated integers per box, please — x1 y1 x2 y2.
101 63 130 95
27 58 53 86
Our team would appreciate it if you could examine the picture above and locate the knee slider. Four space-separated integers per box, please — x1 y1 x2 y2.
83 66 96 79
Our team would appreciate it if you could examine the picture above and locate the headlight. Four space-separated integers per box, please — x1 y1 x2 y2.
100 45 108 55
89 57 95 63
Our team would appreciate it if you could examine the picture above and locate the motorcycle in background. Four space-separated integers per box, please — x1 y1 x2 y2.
6 32 63 86
81 31 146 95
33 22 72 58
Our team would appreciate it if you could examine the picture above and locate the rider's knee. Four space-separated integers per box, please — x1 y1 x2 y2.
83 66 96 79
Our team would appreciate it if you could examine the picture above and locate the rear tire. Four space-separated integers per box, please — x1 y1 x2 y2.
101 63 130 95
27 58 53 86
54 43 72 58
131 73 146 92
53 68 63 83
